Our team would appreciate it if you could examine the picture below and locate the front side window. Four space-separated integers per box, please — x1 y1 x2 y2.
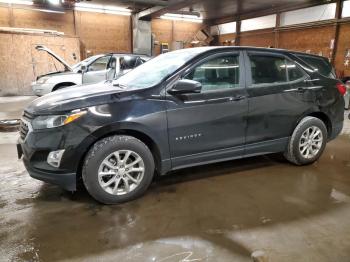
185 55 240 92
88 56 111 72
250 55 287 85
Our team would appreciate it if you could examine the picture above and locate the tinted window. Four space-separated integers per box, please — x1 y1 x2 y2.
185 55 240 92
286 61 305 81
88 56 111 72
296 55 335 78
120 56 137 70
250 55 287 84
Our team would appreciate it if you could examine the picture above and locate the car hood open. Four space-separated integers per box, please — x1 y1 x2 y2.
25 82 129 114
36 45 73 72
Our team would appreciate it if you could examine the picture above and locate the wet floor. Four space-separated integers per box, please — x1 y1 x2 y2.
0 99 350 261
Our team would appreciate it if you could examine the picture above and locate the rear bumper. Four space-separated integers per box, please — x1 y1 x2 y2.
23 157 76 191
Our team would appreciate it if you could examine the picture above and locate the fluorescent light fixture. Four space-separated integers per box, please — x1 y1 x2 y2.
160 13 202 23
75 2 131 16
34 8 65 13
48 0 60 5
0 0 33 5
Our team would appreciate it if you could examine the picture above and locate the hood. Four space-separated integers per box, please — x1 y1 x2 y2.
26 82 126 114
36 45 72 72
36 70 79 80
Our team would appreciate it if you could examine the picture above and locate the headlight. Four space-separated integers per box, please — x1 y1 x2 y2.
32 111 86 130
36 77 50 84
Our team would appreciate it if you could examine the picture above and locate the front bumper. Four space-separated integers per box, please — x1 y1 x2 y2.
31 82 54 96
17 120 94 191
22 156 76 191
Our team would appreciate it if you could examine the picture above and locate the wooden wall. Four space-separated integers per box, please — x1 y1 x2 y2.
240 29 275 47
75 11 131 57
0 5 131 95
0 33 80 95
151 18 202 55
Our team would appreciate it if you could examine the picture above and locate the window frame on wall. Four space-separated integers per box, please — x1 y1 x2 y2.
244 51 307 88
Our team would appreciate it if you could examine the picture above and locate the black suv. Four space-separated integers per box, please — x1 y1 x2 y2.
18 47 345 204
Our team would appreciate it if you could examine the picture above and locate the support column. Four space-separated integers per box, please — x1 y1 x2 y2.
274 12 280 48
331 0 342 65
235 20 241 46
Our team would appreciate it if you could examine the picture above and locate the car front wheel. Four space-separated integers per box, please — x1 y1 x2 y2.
82 135 155 204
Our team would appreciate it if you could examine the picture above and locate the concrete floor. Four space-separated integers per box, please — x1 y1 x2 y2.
0 97 350 262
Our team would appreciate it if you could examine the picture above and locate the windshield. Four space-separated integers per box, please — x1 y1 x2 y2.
114 48 210 89
71 55 102 71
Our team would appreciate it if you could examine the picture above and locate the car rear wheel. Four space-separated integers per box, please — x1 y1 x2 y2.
82 135 155 204
284 116 327 165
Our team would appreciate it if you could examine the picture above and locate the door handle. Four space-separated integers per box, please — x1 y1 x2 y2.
230 95 246 101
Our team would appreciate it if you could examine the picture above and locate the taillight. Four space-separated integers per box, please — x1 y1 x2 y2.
336 82 346 96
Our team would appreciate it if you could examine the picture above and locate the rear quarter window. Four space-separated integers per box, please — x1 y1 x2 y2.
296 54 335 79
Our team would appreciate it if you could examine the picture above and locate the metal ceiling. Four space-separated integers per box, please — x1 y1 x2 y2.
59 0 334 21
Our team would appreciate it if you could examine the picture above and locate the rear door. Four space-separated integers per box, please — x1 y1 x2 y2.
166 51 248 168
244 51 313 155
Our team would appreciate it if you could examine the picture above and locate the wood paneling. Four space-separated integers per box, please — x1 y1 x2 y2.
240 29 274 47
278 26 334 58
0 6 10 27
12 8 75 35
151 18 203 55
334 24 350 76
218 33 236 45
75 11 131 56
0 33 80 95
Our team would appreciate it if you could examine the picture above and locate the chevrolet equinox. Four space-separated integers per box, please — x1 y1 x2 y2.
18 47 345 204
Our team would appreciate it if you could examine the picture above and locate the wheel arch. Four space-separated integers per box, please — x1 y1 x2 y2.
76 127 164 182
52 82 77 91
294 111 332 139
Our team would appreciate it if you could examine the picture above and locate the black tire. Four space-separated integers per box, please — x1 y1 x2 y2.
284 116 327 165
82 135 155 204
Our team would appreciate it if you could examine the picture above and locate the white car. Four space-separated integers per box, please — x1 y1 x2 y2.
32 45 149 96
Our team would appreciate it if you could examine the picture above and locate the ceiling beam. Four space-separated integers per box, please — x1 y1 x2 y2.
207 0 335 25
136 0 203 20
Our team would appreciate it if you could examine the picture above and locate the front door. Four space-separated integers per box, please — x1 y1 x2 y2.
166 51 248 169
82 55 112 84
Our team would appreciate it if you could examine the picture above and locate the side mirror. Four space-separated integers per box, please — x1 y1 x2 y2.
81 64 88 73
168 79 202 95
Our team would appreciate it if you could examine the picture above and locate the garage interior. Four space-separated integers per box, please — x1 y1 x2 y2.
0 0 350 261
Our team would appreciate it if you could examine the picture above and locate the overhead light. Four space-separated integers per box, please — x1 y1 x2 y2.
75 3 131 16
34 8 65 13
47 0 60 5
160 13 202 23
0 0 33 5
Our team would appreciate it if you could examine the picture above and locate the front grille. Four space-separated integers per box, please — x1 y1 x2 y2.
19 121 29 140
19 111 34 141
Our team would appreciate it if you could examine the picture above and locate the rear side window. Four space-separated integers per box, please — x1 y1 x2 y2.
286 60 305 81
249 55 287 84
296 55 335 78
120 56 137 70
249 55 306 85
